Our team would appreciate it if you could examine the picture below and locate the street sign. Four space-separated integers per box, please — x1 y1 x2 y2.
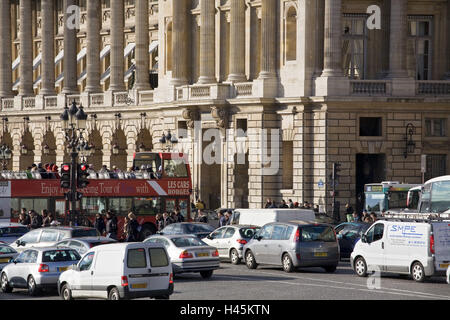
318 180 324 188
421 154 427 173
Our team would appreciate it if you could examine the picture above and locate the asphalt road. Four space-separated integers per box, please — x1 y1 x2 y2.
1 261 449 301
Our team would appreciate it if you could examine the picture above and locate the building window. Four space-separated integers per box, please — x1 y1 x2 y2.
425 118 446 137
408 16 433 80
285 6 297 62
178 121 188 139
342 14 367 79
282 141 294 189
425 154 446 181
359 117 382 137
236 119 247 138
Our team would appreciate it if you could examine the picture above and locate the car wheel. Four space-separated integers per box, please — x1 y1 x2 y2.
230 249 240 265
60 284 73 301
323 265 337 273
245 251 257 269
27 275 40 296
108 287 121 300
411 262 426 282
282 254 294 273
354 257 368 277
0 273 12 293
200 270 213 279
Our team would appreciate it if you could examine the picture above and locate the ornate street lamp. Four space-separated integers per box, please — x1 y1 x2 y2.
159 130 178 151
404 123 416 159
0 144 12 171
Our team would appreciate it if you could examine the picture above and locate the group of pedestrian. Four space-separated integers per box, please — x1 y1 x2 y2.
18 208 59 229
264 198 318 211
345 203 377 224
25 163 59 179
94 210 120 240
155 208 185 232
217 210 233 227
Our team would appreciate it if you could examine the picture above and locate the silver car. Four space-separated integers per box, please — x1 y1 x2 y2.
202 225 260 265
55 237 117 255
0 223 29 244
144 234 220 279
243 222 340 273
0 247 81 295
0 244 19 271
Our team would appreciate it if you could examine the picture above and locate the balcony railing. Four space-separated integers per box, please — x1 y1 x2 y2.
417 81 450 96
350 80 390 96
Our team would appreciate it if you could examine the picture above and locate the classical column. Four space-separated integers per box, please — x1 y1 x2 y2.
85 0 102 93
258 0 277 79
387 0 408 78
445 0 450 79
19 0 34 96
62 0 79 94
170 0 188 86
198 0 216 84
320 0 343 77
40 0 56 96
134 0 151 90
227 0 246 82
109 0 126 91
0 0 13 97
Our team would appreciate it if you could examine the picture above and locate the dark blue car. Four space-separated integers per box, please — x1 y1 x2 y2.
334 222 371 259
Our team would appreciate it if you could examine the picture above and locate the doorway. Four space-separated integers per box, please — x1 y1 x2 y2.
355 154 386 213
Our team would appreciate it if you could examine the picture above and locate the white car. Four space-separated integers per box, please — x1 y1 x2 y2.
0 244 19 271
0 223 29 244
58 242 173 300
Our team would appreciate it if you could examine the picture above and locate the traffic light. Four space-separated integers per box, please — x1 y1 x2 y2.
60 163 71 189
77 163 90 188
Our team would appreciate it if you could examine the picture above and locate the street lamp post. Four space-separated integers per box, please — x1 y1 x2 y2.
0 145 12 171
159 130 178 152
60 101 88 225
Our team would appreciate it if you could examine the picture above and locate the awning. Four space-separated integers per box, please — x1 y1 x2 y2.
77 70 87 85
124 64 136 82
77 47 87 62
100 67 110 84
33 53 42 70
124 42 136 58
54 50 64 64
33 76 41 89
100 45 111 60
12 57 20 71
149 41 158 54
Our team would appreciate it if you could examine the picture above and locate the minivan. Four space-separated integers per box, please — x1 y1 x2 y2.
351 219 450 282
243 222 340 273
58 243 174 300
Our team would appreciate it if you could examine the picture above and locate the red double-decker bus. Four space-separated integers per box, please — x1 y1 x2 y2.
0 152 192 240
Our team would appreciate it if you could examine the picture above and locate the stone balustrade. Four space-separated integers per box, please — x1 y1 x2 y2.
417 81 450 96
350 80 390 96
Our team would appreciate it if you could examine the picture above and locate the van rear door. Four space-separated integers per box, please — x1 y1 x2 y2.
432 223 450 271
147 246 171 291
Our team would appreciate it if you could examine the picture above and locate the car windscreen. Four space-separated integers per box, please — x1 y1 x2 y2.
72 229 100 238
0 226 29 236
0 245 17 254
300 226 336 242
184 224 215 233
42 249 81 262
239 227 260 239
172 237 207 247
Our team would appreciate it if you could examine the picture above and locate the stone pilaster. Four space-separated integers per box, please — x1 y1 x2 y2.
198 0 216 84
62 0 78 94
0 0 13 97
85 0 102 93
19 0 34 97
109 0 126 91
170 0 188 86
387 0 409 79
40 0 56 96
258 0 277 80
134 0 151 91
227 0 246 83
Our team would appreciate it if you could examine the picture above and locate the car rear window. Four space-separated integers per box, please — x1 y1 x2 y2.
172 237 206 247
149 248 169 267
72 229 100 238
0 226 29 236
239 227 260 239
184 224 215 233
42 250 81 262
127 248 147 268
300 226 336 242
0 245 16 254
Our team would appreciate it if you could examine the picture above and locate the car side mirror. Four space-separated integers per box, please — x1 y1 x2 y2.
71 264 79 271
255 235 262 241
361 234 368 243
206 235 213 240
10 258 15 263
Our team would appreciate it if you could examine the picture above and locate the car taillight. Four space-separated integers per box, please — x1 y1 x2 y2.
38 264 49 273
179 251 193 259
430 235 435 254
237 239 247 245
212 250 219 257
121 276 128 287
169 273 174 284
294 228 300 242
296 253 301 260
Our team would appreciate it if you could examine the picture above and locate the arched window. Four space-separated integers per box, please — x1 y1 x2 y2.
285 7 297 62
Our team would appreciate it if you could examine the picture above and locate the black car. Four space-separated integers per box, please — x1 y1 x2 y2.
334 222 371 259
158 223 216 239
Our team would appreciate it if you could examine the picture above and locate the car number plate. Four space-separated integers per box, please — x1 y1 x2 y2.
314 252 328 257
196 252 209 257
0 258 10 263
131 283 148 289
58 267 68 272
440 263 449 269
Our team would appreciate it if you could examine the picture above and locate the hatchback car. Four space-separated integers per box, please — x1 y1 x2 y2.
144 234 220 279
0 223 29 244
159 223 215 239
202 225 260 264
244 222 340 273
334 222 371 259
1 247 81 295
10 226 100 252
55 237 117 255
0 244 19 271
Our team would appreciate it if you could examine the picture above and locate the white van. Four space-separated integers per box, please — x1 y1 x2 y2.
351 219 450 282
230 209 316 227
57 243 173 300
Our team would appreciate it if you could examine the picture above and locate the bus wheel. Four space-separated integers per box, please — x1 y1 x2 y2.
140 224 156 241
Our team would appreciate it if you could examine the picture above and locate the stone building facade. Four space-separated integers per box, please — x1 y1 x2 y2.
0 0 450 218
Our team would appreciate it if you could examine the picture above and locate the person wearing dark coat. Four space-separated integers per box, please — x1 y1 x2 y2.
94 213 106 235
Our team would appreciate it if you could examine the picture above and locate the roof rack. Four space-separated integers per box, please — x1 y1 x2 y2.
380 212 450 222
